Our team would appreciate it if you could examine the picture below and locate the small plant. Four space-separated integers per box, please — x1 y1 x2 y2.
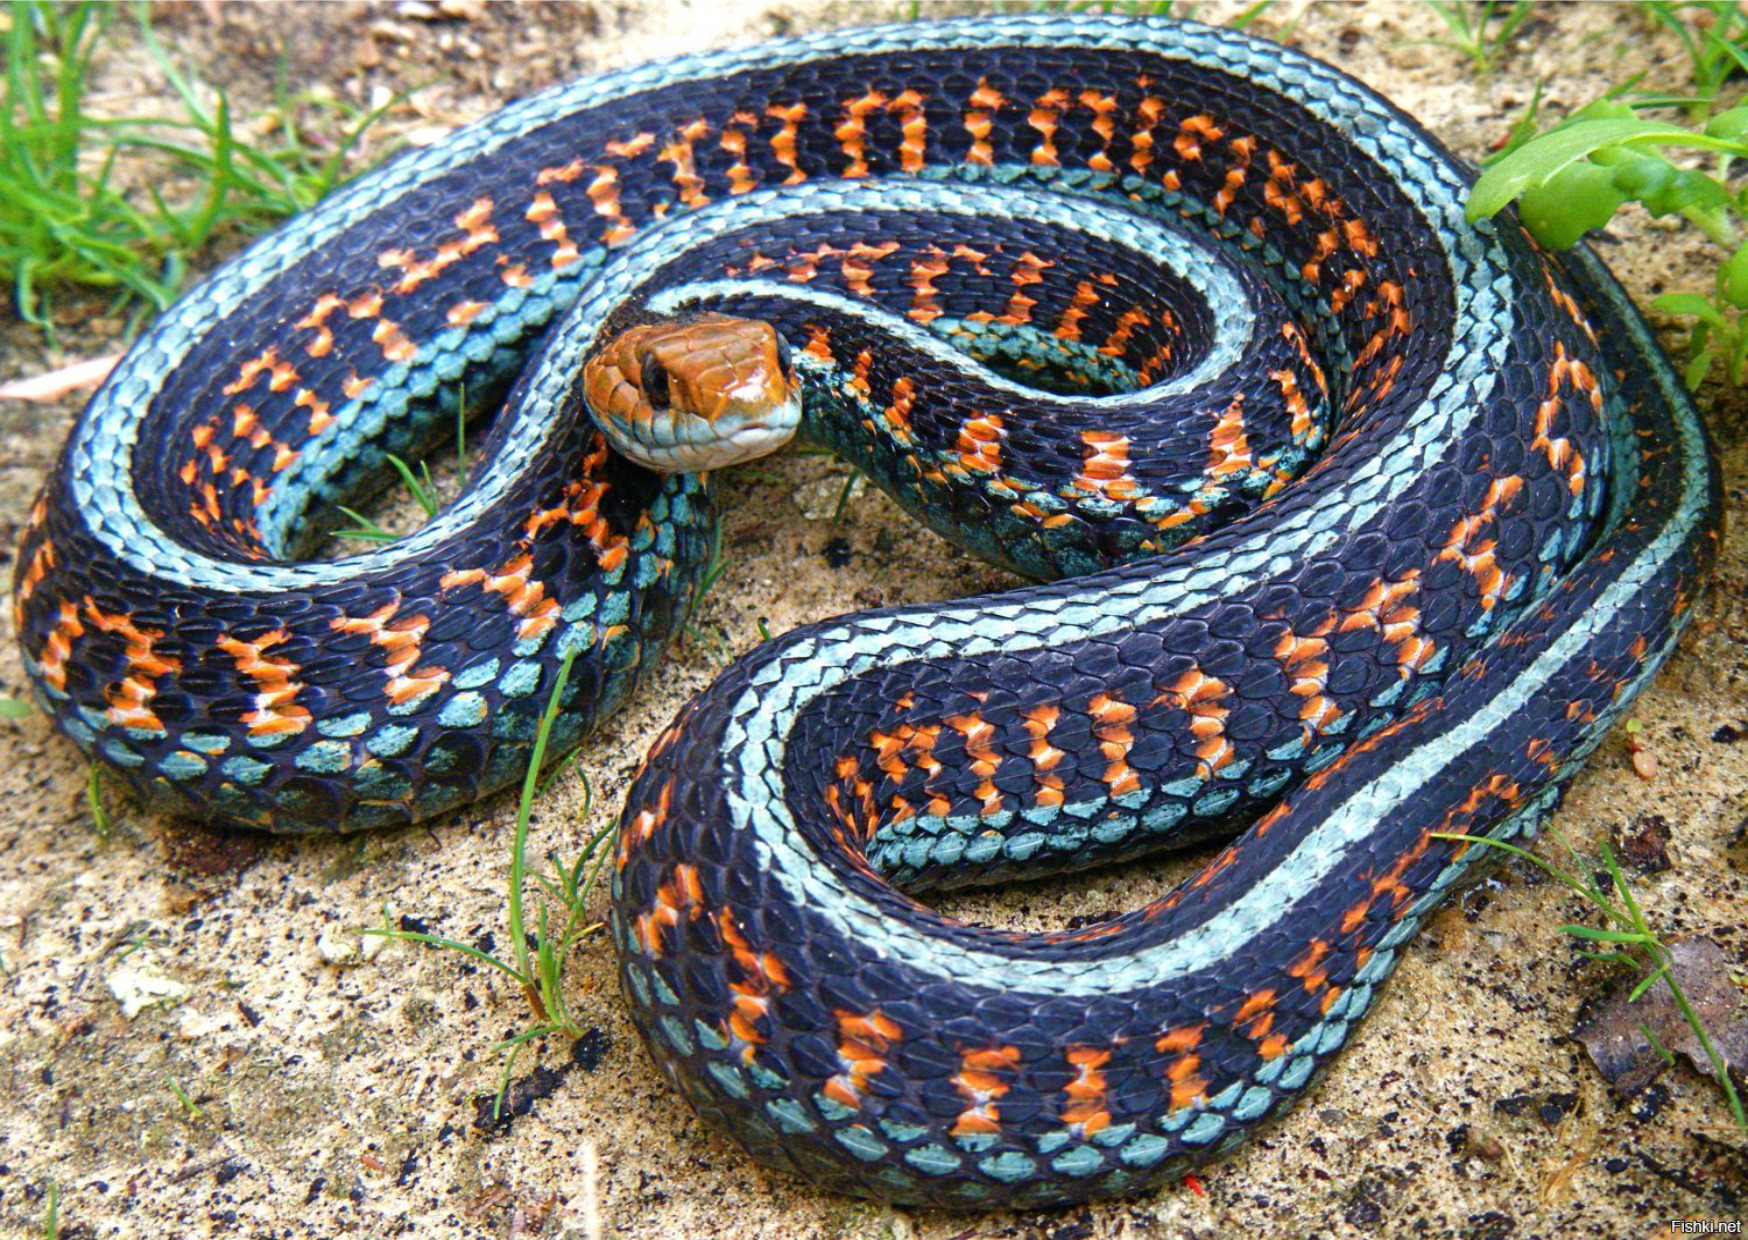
683 521 733 658
1467 5 1748 388
41 1180 57 1240
1486 79 1548 164
454 381 470 490
1471 97 1748 386
385 453 439 519
830 469 863 525
1422 1 1535 74
333 384 474 545
1026 1 1201 15
0 697 34 718
332 453 441 544
85 762 111 843
330 504 399 545
1 1 406 338
166 1073 200 1120
364 647 618 1117
1639 1 1748 119
1436 825 1747 1136
903 0 1276 27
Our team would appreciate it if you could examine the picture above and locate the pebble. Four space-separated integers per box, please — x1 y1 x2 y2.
107 955 193 1019
317 927 387 967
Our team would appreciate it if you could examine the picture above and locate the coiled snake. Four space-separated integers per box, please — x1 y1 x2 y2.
12 14 1721 1211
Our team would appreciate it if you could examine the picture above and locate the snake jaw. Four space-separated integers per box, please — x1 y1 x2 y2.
582 312 803 473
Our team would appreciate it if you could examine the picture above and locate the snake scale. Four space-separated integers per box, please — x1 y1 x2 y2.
12 15 1722 1210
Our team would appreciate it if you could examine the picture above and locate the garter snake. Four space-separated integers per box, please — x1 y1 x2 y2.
12 14 1721 1210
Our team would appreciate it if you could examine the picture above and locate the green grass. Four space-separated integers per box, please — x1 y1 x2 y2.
1639 0 1748 120
1485 79 1548 165
454 381 470 490
1421 1 1535 74
85 762 110 843
330 503 399 545
364 646 619 1118
1026 0 1200 15
41 1180 56 1240
683 520 734 659
896 0 1277 27
331 452 441 544
1018 0 1275 23
385 453 439 518
829 469 864 525
166 1072 200 1120
1 0 406 341
1437 825 1747 1136
333 383 474 546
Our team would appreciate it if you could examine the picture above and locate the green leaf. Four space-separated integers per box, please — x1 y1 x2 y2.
1628 964 1671 1003
1604 152 1732 219
86 762 111 843
1732 325 1748 387
332 505 396 542
1640 1020 1677 1067
0 698 35 718
1705 105 1748 144
1721 244 1748 310
384 453 437 518
1517 162 1629 249
359 926 530 984
1684 347 1719 390
1467 117 1748 222
1568 98 1639 126
1559 924 1654 943
1650 292 1727 326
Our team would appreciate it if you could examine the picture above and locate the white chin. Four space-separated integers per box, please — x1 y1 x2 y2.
629 423 794 474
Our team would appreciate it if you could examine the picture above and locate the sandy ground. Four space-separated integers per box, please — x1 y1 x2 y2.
0 2 1743 1237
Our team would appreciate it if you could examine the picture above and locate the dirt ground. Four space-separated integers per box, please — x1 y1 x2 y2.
0 2 1743 1237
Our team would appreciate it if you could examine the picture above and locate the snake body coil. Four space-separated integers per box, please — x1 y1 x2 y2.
14 16 1721 1209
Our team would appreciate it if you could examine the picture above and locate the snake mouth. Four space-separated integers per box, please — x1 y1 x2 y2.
618 402 803 474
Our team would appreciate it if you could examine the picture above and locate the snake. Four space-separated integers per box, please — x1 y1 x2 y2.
12 13 1722 1212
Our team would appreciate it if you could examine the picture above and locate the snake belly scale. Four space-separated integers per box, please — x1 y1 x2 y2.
12 15 1721 1210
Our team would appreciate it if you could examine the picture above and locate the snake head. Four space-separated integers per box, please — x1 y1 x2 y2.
581 312 802 473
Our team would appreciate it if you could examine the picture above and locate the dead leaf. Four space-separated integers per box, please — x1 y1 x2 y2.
0 354 120 402
1574 936 1748 1103
1617 814 1673 872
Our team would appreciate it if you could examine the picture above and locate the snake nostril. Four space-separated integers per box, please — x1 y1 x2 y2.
641 353 671 409
774 331 794 378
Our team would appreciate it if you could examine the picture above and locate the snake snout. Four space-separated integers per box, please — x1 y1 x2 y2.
581 311 802 473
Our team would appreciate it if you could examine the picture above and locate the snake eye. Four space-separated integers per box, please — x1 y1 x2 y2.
774 331 793 376
641 353 671 409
